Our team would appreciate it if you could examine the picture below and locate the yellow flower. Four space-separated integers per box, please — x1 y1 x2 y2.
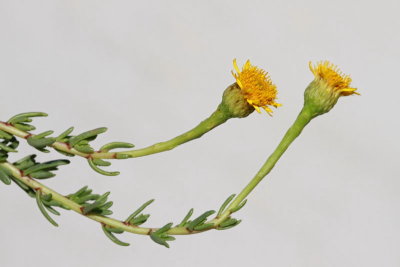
304 61 360 116
231 59 280 115
309 61 359 96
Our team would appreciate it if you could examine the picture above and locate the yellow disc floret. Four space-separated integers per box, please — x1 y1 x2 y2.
231 59 280 115
309 61 359 96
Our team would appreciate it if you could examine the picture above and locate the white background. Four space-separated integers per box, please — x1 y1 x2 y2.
1 1 399 266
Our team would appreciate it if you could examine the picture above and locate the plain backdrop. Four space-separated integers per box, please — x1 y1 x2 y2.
1 1 399 266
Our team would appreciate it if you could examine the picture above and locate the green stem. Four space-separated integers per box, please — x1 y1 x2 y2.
215 106 314 224
121 107 230 158
0 161 205 236
0 107 230 160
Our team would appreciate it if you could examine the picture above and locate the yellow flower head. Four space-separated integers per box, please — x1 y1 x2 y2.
231 59 280 115
304 61 360 117
309 61 359 96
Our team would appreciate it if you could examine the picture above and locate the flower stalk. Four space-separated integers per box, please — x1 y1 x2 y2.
214 106 313 223
0 110 230 159
122 104 231 158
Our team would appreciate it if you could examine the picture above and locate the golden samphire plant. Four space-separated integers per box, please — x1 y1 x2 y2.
0 59 359 247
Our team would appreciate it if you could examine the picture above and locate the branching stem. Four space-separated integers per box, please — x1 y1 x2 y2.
0 106 315 247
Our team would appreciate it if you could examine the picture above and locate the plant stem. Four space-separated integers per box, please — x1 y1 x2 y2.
120 107 230 158
214 106 314 224
0 161 213 236
0 108 230 160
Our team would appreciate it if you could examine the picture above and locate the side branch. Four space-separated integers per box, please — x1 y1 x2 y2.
0 110 229 176
1 161 243 247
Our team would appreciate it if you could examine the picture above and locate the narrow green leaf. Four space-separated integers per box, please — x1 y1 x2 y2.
150 232 170 248
217 222 241 230
92 191 110 205
44 205 61 216
88 159 119 176
217 218 242 230
14 123 36 132
7 112 47 124
130 214 150 225
0 130 14 140
162 235 176 241
102 226 130 246
72 186 89 197
55 127 74 141
73 144 94 154
69 127 107 146
100 142 135 152
0 168 11 185
92 158 111 166
219 218 237 228
35 190 58 227
230 199 247 213
0 143 17 153
35 131 54 139
154 223 173 234
187 210 215 231
0 165 12 175
125 199 155 223
75 193 100 204
218 194 236 216
81 192 110 214
100 210 113 216
41 198 69 210
24 160 70 175
29 171 56 179
178 208 194 227
101 201 113 210
27 136 56 152
13 155 37 170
